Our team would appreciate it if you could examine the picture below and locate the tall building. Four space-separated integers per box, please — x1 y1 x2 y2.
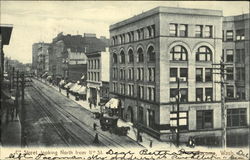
109 6 249 146
223 13 250 101
48 33 109 82
86 47 110 107
32 43 40 75
37 42 50 76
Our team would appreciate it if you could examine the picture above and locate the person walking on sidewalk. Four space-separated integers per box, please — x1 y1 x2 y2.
93 122 97 131
93 133 99 144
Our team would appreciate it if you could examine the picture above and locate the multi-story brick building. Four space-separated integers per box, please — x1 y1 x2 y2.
86 47 110 106
36 42 50 76
48 33 109 82
109 7 249 146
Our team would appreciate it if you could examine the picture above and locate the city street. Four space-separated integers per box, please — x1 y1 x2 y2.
22 78 141 148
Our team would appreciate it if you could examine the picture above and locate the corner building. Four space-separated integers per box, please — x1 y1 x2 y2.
109 7 225 143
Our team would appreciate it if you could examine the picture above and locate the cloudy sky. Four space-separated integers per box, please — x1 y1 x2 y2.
1 1 249 63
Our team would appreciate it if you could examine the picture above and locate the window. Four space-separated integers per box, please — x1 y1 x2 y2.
197 110 213 129
113 82 117 92
147 87 155 101
196 46 212 61
227 108 246 127
138 85 144 99
196 88 203 102
170 111 188 130
236 67 245 81
170 68 177 82
128 49 134 63
226 67 234 80
113 53 118 64
169 24 177 36
128 68 134 80
236 29 245 41
120 83 125 94
140 28 144 40
137 68 144 81
195 25 203 37
147 26 152 38
147 46 155 62
179 24 188 37
180 89 188 102
170 45 188 61
226 30 233 41
139 107 143 123
226 50 234 62
196 68 203 82
170 88 188 102
205 68 212 82
205 88 213 101
236 49 245 63
148 109 155 128
180 68 188 82
137 48 144 62
236 87 245 100
128 84 134 96
204 25 212 38
148 67 155 82
120 51 125 64
226 85 234 98
151 25 155 37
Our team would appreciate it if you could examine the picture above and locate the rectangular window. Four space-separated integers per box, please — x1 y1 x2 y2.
169 24 177 36
180 68 188 82
170 111 188 130
197 110 213 129
196 88 203 102
226 85 234 98
205 88 213 101
170 88 177 102
139 107 143 123
148 109 155 128
205 68 212 82
226 30 233 41
179 24 188 37
227 108 246 127
226 50 234 62
236 87 245 100
195 25 203 37
170 68 177 82
180 88 188 102
236 29 245 41
138 86 144 99
226 67 234 80
147 87 152 101
204 25 212 38
196 68 203 82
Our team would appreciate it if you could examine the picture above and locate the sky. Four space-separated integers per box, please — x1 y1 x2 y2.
1 1 249 64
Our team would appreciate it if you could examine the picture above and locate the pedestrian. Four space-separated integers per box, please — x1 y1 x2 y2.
59 86 61 93
93 122 97 131
66 88 69 98
149 140 153 148
93 133 99 144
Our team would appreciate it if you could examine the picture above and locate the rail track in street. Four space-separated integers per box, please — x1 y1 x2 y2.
29 79 138 148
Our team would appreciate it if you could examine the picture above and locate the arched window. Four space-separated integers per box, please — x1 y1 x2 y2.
137 48 144 62
170 45 188 61
120 51 125 64
196 46 212 61
128 49 134 63
147 46 155 62
113 53 117 64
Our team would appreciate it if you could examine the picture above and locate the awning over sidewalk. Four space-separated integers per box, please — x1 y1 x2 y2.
59 80 65 86
64 82 73 89
77 86 86 95
41 72 48 78
71 84 82 93
105 98 119 109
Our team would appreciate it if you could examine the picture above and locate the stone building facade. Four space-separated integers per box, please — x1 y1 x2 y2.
109 6 229 143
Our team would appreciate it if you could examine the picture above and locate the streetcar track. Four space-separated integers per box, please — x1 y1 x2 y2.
32 79 136 148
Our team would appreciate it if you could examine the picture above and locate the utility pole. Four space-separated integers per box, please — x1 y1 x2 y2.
212 60 232 149
15 70 19 117
21 72 25 105
176 77 180 147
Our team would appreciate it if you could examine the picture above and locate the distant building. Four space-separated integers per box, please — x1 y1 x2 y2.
48 32 109 82
32 43 40 75
36 42 50 76
86 47 110 106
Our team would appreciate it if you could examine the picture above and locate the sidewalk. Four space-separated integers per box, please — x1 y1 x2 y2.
1 99 21 147
39 79 175 148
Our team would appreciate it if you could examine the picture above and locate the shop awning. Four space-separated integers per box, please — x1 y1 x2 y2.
64 82 72 88
69 83 78 92
47 76 52 80
59 80 65 86
77 86 86 95
41 72 48 78
105 98 119 109
72 84 82 93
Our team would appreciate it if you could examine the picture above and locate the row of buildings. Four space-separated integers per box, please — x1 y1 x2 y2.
32 7 249 147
